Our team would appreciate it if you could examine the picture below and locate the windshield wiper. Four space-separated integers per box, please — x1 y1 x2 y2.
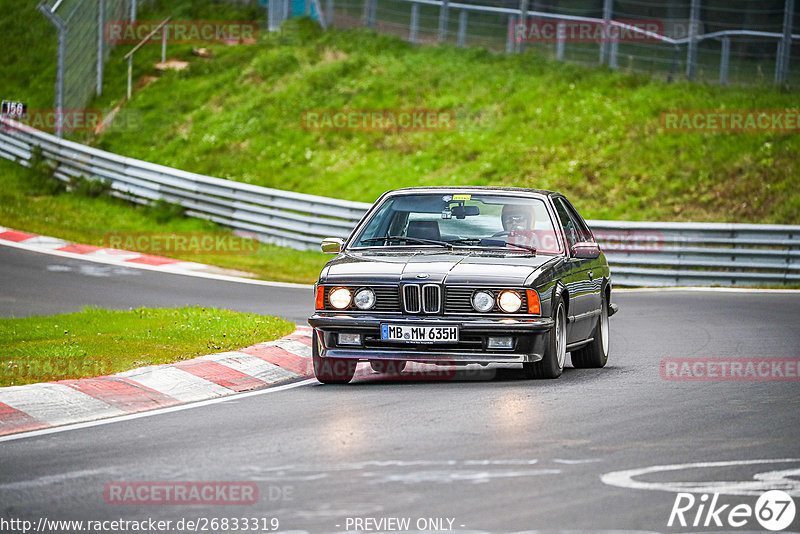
360 235 454 249
505 241 537 253
477 238 537 254
449 238 482 246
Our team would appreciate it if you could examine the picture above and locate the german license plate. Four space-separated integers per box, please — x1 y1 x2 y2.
380 324 459 343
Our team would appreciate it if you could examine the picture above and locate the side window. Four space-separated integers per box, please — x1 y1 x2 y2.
559 198 594 243
553 199 580 249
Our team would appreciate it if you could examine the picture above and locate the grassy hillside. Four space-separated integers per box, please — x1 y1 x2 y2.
89 19 799 224
2 1 799 226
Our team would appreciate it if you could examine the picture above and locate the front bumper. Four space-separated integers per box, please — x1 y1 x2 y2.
308 313 554 364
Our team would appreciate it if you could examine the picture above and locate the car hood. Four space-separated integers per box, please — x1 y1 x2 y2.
320 249 558 286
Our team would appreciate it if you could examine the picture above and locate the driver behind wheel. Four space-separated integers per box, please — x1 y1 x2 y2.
500 204 541 249
501 204 533 232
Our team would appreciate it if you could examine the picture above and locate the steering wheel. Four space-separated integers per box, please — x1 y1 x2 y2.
491 231 510 238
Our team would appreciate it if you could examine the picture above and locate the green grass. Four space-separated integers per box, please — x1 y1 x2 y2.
0 157 330 284
0 306 294 387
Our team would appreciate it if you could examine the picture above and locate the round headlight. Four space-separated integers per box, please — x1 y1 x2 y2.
498 290 522 313
329 287 352 309
472 290 495 313
353 288 376 310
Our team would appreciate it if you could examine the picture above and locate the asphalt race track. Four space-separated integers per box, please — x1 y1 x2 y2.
1 244 799 533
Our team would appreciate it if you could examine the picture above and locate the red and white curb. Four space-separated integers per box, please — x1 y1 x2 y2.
0 327 314 437
0 226 311 288
0 226 220 271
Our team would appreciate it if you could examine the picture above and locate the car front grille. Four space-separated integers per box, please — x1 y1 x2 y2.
322 285 532 315
403 284 441 314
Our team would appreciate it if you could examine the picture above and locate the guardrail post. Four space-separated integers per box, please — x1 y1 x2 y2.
409 2 419 43
686 0 700 79
438 0 450 43
556 21 565 61
719 36 730 85
775 0 793 85
457 10 467 47
38 2 66 139
97 0 105 97
599 0 612 64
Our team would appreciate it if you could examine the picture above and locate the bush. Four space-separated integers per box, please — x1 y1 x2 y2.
146 198 186 223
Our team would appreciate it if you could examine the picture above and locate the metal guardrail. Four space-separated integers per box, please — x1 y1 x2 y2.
1 117 798 287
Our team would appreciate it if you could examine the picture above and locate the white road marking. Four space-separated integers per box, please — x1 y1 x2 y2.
601 458 800 496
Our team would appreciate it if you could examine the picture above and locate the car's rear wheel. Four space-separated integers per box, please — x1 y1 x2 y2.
571 290 609 368
312 329 357 384
370 360 407 376
523 296 566 379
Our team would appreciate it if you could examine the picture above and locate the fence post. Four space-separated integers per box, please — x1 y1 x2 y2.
438 0 449 43
38 2 66 139
326 0 334 28
506 15 516 54
130 0 137 22
556 21 565 61
517 0 528 53
686 0 700 79
719 36 730 85
127 57 133 100
457 10 467 47
409 2 419 43
363 0 376 28
161 23 167 63
97 0 105 97
599 0 612 64
775 0 794 85
667 45 680 82
609 38 618 69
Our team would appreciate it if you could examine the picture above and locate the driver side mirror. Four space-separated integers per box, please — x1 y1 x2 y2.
321 237 344 254
572 241 600 259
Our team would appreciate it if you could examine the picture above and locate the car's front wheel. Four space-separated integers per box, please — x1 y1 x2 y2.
312 329 357 384
523 296 566 379
571 290 609 368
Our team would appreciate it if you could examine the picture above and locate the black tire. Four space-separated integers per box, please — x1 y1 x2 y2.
312 329 357 384
370 360 407 376
571 290 609 369
523 295 566 379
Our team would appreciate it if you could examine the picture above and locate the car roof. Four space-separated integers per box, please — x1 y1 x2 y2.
385 186 558 196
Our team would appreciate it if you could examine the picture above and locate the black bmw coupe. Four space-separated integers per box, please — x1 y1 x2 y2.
308 187 618 384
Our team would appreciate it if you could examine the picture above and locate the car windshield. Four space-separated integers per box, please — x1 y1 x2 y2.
350 193 563 253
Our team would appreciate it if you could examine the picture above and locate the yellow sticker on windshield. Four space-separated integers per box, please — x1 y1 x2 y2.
452 194 471 201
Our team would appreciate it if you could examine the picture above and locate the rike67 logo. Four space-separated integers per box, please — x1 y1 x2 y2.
669 490 796 531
